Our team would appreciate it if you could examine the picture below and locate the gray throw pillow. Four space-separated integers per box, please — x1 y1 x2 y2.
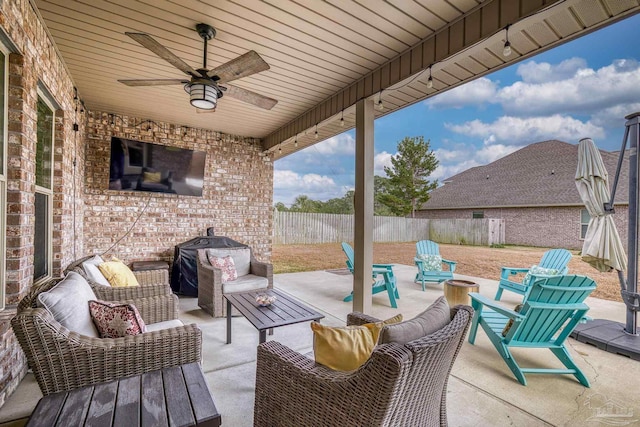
378 296 451 345
37 271 100 337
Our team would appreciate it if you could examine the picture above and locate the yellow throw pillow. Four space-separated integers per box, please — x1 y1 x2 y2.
98 258 140 287
143 171 162 183
311 314 403 371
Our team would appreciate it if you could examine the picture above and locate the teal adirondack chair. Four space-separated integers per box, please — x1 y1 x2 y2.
341 242 399 308
414 240 457 291
468 274 596 386
495 249 572 301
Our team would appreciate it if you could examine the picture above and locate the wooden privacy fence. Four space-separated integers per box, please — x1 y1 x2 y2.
273 211 505 246
428 218 505 246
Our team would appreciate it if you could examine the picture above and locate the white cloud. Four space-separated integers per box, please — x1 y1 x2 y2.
374 151 394 176
312 133 355 155
590 102 640 130
516 57 587 83
497 59 640 117
273 170 342 205
432 143 519 181
426 77 498 109
446 115 605 145
432 160 480 181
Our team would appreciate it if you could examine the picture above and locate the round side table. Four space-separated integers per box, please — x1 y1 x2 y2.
444 279 479 306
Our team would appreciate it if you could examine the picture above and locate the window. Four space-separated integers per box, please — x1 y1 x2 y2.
34 95 55 283
0 47 6 309
580 209 590 239
472 211 484 219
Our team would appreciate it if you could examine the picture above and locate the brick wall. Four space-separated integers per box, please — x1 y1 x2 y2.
417 206 629 251
1 0 77 408
82 112 274 264
0 1 274 409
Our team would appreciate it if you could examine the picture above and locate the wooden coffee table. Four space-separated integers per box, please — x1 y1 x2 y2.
224 288 324 344
26 362 220 427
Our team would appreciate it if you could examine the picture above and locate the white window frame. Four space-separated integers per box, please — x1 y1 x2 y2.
0 43 7 310
34 91 56 286
580 208 590 240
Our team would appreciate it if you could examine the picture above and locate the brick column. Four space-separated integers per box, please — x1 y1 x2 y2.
5 52 35 304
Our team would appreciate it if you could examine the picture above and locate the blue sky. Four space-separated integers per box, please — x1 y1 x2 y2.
274 13 640 206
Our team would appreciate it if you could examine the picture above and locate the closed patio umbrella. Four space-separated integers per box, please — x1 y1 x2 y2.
575 138 627 273
572 116 639 355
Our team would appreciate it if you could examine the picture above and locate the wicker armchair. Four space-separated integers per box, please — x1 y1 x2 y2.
65 255 171 300
254 304 473 427
11 278 202 396
196 248 273 317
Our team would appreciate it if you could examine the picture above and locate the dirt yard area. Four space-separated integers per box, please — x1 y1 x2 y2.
272 242 622 302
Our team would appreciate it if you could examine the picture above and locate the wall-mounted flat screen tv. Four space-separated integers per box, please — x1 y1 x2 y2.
109 137 206 196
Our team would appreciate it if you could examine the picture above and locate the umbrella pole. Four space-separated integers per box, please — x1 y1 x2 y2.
625 113 640 335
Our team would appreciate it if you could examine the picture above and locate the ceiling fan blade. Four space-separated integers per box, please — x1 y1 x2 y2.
126 32 202 77
207 50 270 83
118 79 188 86
222 84 278 110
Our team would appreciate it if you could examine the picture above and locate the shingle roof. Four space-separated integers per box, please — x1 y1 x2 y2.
421 140 629 210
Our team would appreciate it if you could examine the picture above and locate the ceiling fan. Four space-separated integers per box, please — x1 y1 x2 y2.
118 23 277 111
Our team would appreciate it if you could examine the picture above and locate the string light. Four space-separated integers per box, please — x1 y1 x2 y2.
503 24 512 57
294 135 298 147
314 124 318 139
278 145 282 154
426 66 433 89
340 110 344 127
376 91 384 111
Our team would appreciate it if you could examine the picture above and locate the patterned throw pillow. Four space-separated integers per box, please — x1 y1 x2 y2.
523 264 561 285
88 300 146 338
208 255 238 282
417 254 443 271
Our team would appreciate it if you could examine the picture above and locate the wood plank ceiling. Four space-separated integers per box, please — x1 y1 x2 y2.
32 0 640 159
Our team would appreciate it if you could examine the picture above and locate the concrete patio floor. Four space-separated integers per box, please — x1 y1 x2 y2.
1 265 639 426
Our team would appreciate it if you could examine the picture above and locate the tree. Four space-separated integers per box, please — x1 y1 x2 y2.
274 202 289 211
377 136 438 217
373 176 395 216
289 195 321 212
320 193 353 214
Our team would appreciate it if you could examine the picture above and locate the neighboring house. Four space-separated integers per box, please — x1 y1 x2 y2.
416 140 629 250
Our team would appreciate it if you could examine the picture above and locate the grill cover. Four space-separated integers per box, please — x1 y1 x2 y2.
171 235 248 296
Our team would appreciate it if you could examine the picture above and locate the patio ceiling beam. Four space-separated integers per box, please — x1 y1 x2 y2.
262 0 562 150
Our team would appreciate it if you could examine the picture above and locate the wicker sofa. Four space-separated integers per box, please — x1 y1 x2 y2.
196 247 273 317
65 255 171 300
253 298 473 427
11 274 202 396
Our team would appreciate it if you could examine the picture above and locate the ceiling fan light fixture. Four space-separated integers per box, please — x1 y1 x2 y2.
185 81 218 110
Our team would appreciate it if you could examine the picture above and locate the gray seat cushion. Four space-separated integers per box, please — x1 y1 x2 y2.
223 274 269 293
37 272 100 338
145 319 184 332
379 296 451 345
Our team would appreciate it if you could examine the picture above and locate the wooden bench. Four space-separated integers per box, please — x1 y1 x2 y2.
26 363 221 427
